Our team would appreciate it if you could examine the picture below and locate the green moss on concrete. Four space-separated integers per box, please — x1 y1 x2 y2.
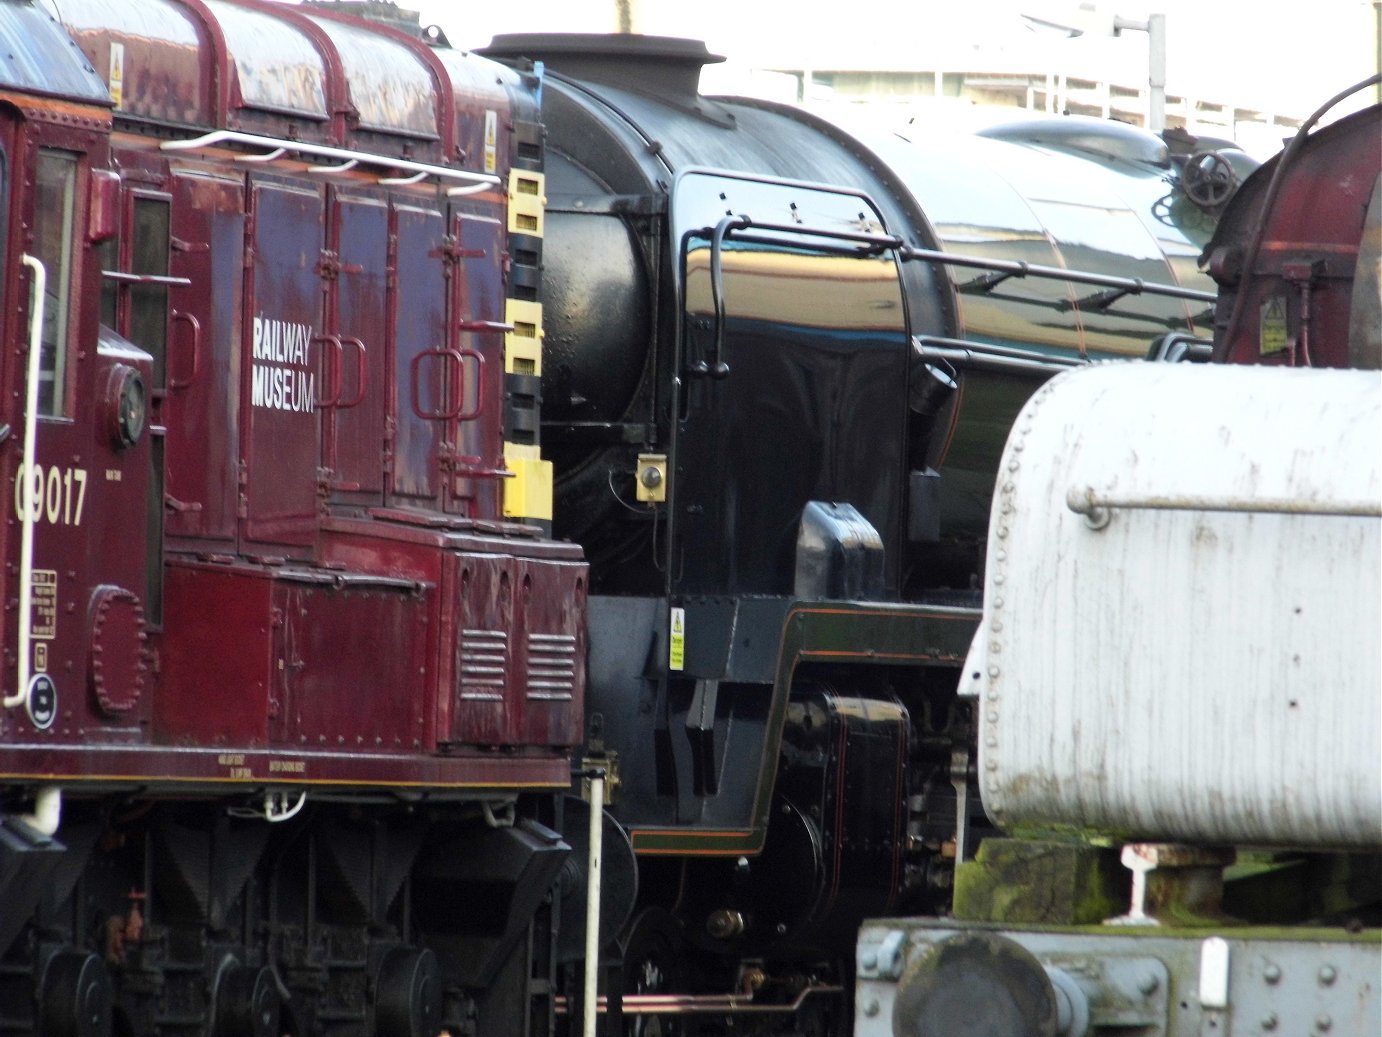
954 839 1130 925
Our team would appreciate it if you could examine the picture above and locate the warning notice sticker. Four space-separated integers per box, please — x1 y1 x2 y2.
1259 296 1288 356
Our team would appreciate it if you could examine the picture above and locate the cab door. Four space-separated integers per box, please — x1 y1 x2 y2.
164 170 243 548
667 171 911 598
4 118 153 729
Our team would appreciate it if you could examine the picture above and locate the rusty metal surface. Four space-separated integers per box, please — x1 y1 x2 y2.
303 12 438 138
58 0 464 142
965 362 1382 848
206 0 329 120
58 0 206 123
0 0 112 104
432 45 524 183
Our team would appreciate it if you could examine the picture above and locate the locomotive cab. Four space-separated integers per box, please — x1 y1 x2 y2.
667 169 912 600
0 12 155 751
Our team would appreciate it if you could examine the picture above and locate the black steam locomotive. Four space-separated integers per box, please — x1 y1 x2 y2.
474 31 1244 1033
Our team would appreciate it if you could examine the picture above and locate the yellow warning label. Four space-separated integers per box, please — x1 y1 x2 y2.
669 607 686 672
109 42 125 109
1259 296 1288 356
484 110 498 175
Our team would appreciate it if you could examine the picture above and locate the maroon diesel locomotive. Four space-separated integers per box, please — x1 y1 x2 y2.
0 1 581 1033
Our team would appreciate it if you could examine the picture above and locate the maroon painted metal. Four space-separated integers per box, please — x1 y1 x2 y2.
0 0 579 801
1206 85 1382 368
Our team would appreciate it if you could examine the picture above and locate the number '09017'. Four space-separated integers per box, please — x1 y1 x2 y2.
12 464 87 526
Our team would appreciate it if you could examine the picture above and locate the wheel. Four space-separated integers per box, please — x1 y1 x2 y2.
375 947 441 1037
40 951 112 1037
213 964 281 1037
619 909 685 1037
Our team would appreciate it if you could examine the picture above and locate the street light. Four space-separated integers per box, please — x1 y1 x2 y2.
1114 13 1166 132
1022 6 1168 132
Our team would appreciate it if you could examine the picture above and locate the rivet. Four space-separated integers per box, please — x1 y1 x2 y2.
1139 972 1160 995
1316 1014 1333 1032
1318 965 1336 986
988 666 1000 678
861 951 878 971
1260 1014 1278 1031
863 998 880 1018
985 736 997 747
1263 963 1281 985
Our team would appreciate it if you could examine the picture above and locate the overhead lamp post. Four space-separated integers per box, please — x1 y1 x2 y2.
1114 12 1166 132
1023 7 1168 132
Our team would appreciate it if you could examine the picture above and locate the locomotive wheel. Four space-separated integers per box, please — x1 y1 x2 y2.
40 951 113 1037
375 947 441 1037
213 963 281 1037
620 908 685 1037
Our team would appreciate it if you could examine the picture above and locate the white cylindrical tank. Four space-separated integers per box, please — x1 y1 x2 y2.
964 363 1381 848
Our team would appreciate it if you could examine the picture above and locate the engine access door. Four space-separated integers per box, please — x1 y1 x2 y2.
668 171 911 597
241 180 325 554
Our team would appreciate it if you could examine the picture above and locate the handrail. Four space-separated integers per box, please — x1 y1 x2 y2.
1067 485 1382 526
168 311 203 390
700 216 1214 304
337 336 368 409
410 349 486 422
101 270 192 287
8 256 46 709
704 215 748 378
162 130 500 190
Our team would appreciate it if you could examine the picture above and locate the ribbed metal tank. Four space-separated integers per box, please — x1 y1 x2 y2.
964 363 1382 847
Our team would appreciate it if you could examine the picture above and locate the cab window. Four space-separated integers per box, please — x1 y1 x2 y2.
31 150 77 416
